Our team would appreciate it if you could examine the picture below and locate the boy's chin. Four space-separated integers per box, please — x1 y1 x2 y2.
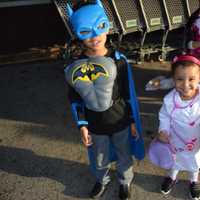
90 46 104 51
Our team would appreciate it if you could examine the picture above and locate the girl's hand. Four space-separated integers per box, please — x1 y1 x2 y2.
157 131 170 143
188 40 200 49
80 126 93 147
130 123 139 139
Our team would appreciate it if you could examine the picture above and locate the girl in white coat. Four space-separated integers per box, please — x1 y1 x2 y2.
158 55 200 200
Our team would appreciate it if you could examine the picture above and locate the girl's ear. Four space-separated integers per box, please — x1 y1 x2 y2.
67 3 74 18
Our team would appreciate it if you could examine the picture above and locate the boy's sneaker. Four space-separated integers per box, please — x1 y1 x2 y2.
161 177 177 195
89 182 109 199
189 182 200 200
119 184 131 200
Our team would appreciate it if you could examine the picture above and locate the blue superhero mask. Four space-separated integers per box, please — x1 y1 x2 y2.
67 0 110 40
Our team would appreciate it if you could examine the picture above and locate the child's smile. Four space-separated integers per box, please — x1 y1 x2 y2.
90 39 101 48
83 32 108 56
174 64 200 100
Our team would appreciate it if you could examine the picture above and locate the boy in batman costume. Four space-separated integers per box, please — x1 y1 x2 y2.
64 1 145 199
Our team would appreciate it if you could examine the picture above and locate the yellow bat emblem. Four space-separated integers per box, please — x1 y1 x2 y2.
72 62 109 84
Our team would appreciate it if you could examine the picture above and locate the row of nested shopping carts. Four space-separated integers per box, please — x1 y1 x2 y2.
53 0 200 61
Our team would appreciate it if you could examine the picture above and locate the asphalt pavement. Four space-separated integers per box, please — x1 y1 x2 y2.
0 60 191 200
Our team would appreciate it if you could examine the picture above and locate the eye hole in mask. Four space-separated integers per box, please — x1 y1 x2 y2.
80 30 92 35
97 22 107 30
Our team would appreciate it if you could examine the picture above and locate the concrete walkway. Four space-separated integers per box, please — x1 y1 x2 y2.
0 60 190 200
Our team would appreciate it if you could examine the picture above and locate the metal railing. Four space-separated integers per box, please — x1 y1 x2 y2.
186 0 200 16
53 0 199 61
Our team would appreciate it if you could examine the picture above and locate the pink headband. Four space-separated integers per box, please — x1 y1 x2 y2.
173 55 200 66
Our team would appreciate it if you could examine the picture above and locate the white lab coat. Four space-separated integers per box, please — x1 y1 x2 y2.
159 87 200 172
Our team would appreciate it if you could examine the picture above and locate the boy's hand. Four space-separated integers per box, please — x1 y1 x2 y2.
130 123 139 139
157 131 170 143
80 126 93 146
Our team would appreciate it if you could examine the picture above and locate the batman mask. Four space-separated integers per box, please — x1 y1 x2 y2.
67 0 110 40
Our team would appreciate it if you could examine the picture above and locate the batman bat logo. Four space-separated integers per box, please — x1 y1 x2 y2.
72 62 109 84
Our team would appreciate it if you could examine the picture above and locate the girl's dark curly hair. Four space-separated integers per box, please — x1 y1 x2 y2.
171 60 199 76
